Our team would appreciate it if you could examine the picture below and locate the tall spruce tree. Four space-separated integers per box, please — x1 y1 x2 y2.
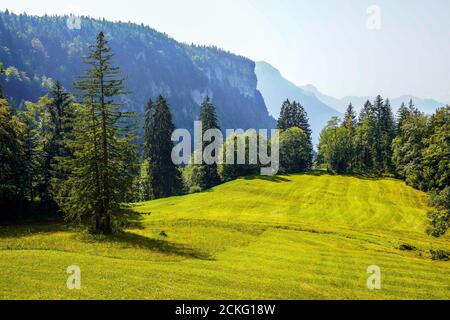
293 101 313 144
48 82 76 201
379 98 396 172
342 103 357 132
355 100 376 172
145 95 181 199
372 95 384 172
396 102 409 132
277 99 293 130
141 99 155 200
61 32 136 234
198 96 221 189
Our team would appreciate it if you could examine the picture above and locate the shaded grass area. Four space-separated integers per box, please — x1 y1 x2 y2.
0 173 449 299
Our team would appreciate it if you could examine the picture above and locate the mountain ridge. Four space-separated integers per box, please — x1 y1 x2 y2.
0 11 276 132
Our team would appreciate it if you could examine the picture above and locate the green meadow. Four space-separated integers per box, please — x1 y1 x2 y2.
1 173 449 300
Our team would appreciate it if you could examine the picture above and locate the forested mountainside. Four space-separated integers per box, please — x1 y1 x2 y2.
0 11 275 131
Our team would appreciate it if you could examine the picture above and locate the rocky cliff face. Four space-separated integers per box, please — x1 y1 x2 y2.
0 11 275 132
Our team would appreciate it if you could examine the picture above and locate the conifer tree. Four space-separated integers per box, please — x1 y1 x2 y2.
379 98 396 172
396 102 409 132
277 99 293 130
198 96 221 189
358 100 373 123
342 103 357 132
60 32 137 234
293 101 313 144
141 99 155 200
355 100 376 172
146 95 181 199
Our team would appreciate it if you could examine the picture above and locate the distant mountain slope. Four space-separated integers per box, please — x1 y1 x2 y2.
301 84 445 115
0 11 275 132
255 61 341 146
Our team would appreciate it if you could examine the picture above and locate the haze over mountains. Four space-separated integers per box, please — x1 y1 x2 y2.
255 61 341 146
255 60 446 145
0 10 446 147
300 84 445 115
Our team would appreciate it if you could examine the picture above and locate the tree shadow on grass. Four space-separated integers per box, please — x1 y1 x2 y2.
244 175 291 183
90 231 214 261
305 170 389 181
116 206 147 230
0 223 69 239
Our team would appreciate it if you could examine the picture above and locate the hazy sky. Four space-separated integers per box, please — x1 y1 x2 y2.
1 0 450 102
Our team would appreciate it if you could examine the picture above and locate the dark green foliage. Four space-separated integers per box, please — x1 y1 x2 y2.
57 32 137 234
183 97 222 192
279 127 312 174
277 99 313 169
422 107 450 236
219 132 265 182
342 103 357 132
396 102 409 133
349 96 396 174
278 100 312 141
318 117 355 174
0 98 27 204
379 98 396 173
392 111 429 188
145 95 181 199
421 106 450 191
429 249 450 261
197 97 221 189
23 82 75 206
427 187 450 238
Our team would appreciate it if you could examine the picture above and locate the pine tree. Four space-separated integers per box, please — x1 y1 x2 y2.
359 100 373 123
355 100 376 172
396 102 409 132
141 99 155 200
146 95 181 199
293 101 313 143
61 32 137 234
277 99 293 130
379 98 396 173
198 96 221 189
342 103 357 132
48 82 76 203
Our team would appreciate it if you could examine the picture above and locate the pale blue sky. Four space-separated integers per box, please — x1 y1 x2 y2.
1 0 450 102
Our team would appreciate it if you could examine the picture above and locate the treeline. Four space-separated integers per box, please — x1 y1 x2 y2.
318 97 450 237
0 32 313 234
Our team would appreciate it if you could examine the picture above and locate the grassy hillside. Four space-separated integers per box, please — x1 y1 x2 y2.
0 173 449 300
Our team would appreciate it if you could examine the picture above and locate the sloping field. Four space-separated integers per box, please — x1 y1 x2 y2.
0 173 449 299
